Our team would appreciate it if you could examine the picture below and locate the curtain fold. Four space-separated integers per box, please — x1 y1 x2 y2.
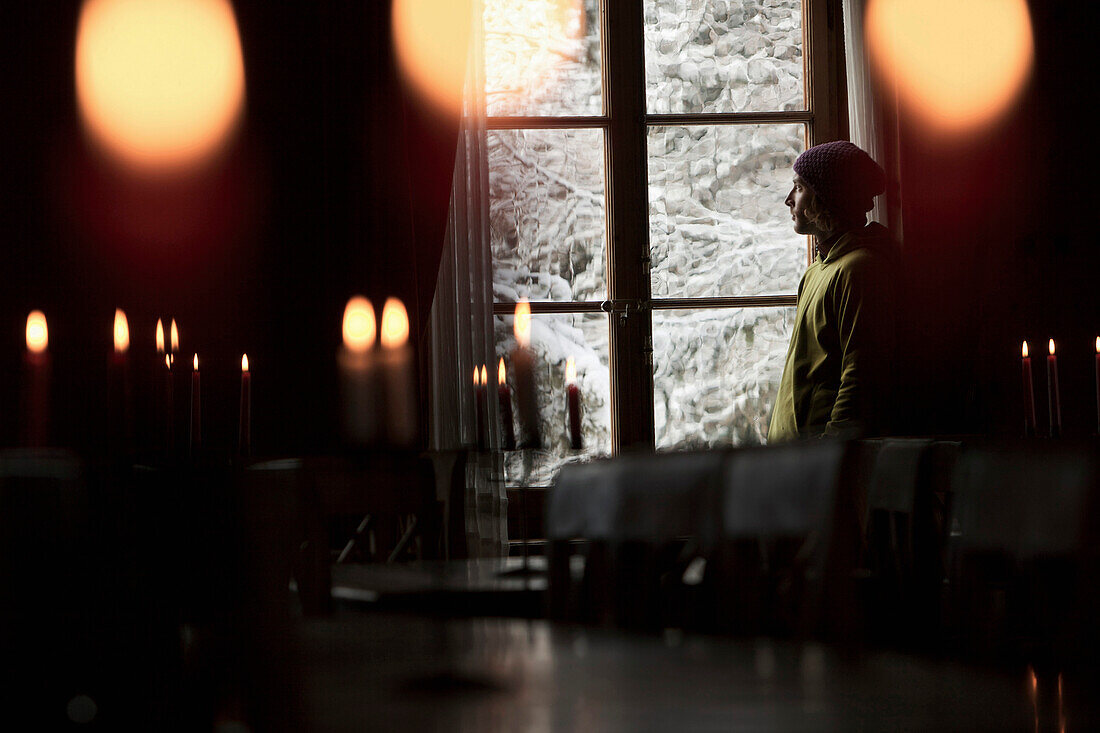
427 1 508 557
842 0 900 238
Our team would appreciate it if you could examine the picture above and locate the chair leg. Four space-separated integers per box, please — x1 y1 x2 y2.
386 516 419 563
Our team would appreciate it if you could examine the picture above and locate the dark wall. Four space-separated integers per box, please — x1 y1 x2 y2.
0 1 459 457
890 1 1100 439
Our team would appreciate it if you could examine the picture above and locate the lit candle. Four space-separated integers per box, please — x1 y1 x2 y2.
474 364 487 451
1047 339 1062 439
108 308 133 456
338 296 379 445
511 300 541 449
170 318 179 355
239 354 251 457
155 319 170 452
22 311 50 447
566 356 582 450
1020 341 1037 438
380 297 416 446
498 358 516 451
190 353 202 458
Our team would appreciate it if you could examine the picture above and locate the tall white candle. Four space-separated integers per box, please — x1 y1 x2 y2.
338 295 379 446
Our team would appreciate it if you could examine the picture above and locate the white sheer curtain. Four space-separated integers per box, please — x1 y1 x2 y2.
427 0 508 558
843 0 899 237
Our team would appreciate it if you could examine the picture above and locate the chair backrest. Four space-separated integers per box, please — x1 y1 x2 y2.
947 441 1100 661
546 449 727 628
703 439 860 639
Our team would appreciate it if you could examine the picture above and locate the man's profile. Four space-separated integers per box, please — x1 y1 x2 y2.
767 140 896 442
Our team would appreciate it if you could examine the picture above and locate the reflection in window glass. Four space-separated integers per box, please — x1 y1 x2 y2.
653 307 795 450
495 312 610 486
644 0 804 114
648 124 805 298
489 129 607 303
484 0 602 117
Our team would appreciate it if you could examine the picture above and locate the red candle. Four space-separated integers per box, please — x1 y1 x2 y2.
1020 341 1037 437
1047 339 1062 439
1094 336 1099 435
22 311 50 447
164 353 175 455
566 357 582 450
497 358 516 451
108 309 134 456
511 300 541 449
474 364 487 451
239 354 251 457
190 353 202 457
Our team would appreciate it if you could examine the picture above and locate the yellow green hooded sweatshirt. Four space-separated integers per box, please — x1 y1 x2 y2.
768 223 897 442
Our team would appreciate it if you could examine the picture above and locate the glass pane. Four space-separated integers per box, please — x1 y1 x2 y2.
495 312 611 486
653 306 795 450
483 0 603 117
648 124 805 298
489 129 607 302
644 0 804 114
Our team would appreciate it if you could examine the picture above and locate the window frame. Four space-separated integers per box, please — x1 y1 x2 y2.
488 0 848 454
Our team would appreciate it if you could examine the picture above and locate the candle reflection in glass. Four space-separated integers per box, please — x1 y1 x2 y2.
23 311 50 447
380 297 416 446
338 295 378 446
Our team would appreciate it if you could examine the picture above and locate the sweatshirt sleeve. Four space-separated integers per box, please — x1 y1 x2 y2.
825 253 896 435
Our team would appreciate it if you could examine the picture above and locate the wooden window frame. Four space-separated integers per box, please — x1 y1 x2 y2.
489 0 848 454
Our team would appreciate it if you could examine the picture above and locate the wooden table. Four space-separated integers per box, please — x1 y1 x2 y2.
289 611 1068 732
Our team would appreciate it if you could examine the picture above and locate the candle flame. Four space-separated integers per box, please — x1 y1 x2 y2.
242 353 249 372
473 365 479 386
193 353 199 371
113 308 130 353
156 319 165 353
480 364 488 387
380 297 409 349
26 311 48 353
566 356 576 384
1021 340 1028 358
1096 336 1099 354
1049 338 1056 356
342 296 376 353
170 319 179 352
514 300 531 349
498 357 506 385
1028 666 1037 695
165 353 172 370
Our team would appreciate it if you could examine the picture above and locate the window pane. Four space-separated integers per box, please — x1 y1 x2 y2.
653 306 794 450
490 128 607 302
484 0 603 117
495 312 610 486
644 0 804 114
648 124 805 298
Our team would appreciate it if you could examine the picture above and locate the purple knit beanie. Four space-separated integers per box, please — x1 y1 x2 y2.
793 141 886 219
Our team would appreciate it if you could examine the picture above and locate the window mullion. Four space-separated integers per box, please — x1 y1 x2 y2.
604 0 654 453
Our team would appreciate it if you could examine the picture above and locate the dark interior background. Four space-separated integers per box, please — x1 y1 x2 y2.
0 1 1096 460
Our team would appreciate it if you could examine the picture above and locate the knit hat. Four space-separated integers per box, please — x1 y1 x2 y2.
793 141 886 219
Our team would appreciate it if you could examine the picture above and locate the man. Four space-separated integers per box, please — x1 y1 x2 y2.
768 140 896 442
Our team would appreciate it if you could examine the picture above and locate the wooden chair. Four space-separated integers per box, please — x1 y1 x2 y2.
945 441 1099 666
546 449 727 629
699 439 864 640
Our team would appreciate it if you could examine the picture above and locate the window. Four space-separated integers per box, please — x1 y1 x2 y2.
484 0 845 484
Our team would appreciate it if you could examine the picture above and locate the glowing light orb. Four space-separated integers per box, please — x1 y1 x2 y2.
866 0 1033 134
26 311 49 353
343 296 376 353
75 0 246 171
392 0 473 113
113 309 130 353
380 298 410 349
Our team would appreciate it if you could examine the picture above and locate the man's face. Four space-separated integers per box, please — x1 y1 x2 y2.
784 174 821 237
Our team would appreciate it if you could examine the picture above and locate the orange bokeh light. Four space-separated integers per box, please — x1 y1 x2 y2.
392 0 472 114
156 319 165 353
113 308 130 353
865 0 1033 134
343 296 376 353
380 298 410 349
75 0 246 172
26 311 48 353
